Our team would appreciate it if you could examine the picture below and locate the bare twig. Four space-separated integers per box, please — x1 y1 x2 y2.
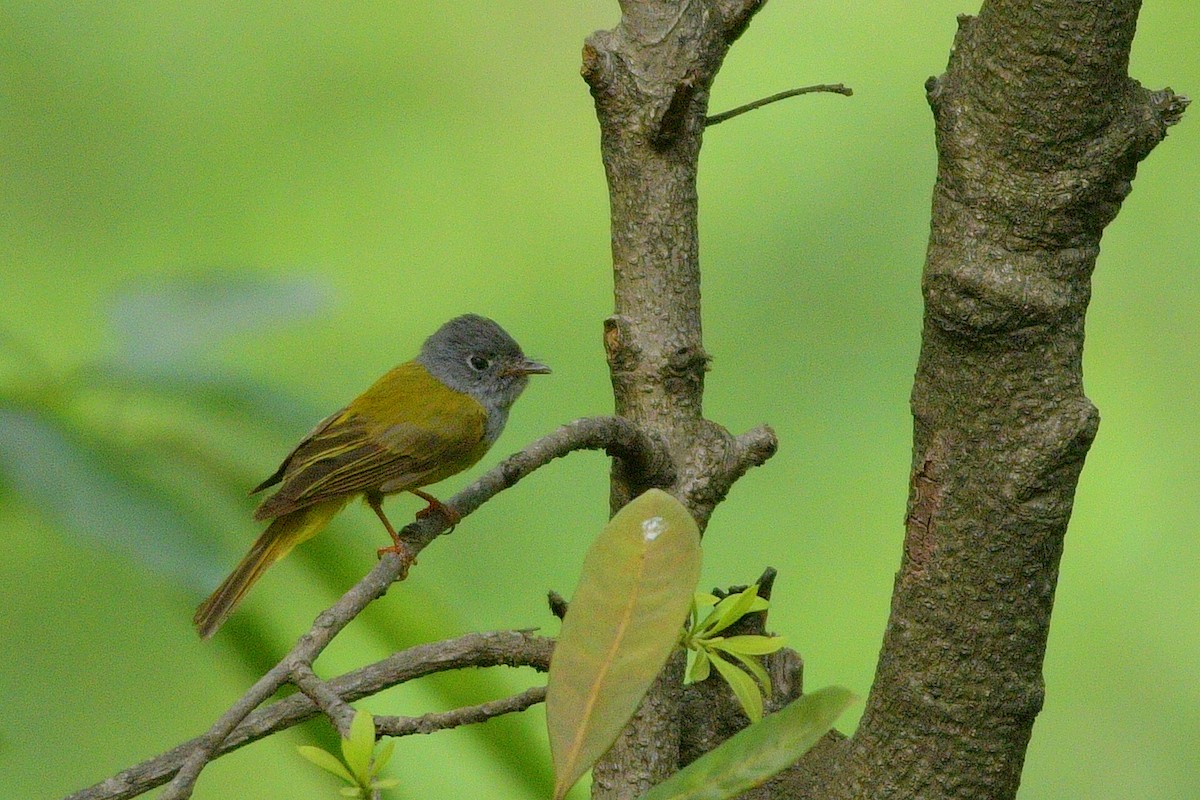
374 686 547 737
547 590 569 620
65 631 553 800
705 83 853 126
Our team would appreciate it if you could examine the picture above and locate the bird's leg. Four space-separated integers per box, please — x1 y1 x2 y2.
365 492 415 577
410 488 461 530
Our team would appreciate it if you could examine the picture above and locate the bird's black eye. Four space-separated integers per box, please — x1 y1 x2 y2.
468 355 490 372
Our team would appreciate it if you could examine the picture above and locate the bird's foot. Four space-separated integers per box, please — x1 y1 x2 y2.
411 489 461 531
376 539 417 579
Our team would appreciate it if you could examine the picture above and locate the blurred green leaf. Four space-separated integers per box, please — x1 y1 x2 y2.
637 686 856 800
547 489 702 800
78 361 321 435
0 404 227 591
371 738 395 778
108 274 332 368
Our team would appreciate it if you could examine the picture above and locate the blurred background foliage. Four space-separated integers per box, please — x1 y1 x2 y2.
1 2 1196 798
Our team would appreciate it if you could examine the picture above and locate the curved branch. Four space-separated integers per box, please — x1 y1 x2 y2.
399 416 675 552
65 632 553 800
69 415 662 800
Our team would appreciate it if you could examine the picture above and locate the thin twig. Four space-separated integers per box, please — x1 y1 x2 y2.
705 83 853 127
374 686 547 737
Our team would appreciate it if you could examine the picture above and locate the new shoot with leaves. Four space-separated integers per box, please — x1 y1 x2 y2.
297 710 399 798
680 585 786 722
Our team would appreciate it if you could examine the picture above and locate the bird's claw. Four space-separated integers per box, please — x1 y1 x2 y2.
376 540 416 580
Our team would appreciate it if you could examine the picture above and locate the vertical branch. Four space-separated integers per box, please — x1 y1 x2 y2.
582 1 773 797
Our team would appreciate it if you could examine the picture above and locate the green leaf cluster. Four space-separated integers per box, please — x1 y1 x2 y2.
681 586 785 722
297 710 399 798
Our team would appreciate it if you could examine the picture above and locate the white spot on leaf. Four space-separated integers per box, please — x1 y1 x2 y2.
642 516 666 541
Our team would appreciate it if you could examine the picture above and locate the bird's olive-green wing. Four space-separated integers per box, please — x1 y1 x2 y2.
249 409 344 495
253 366 488 520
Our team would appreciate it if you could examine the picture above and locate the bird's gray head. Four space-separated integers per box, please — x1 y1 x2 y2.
417 315 550 432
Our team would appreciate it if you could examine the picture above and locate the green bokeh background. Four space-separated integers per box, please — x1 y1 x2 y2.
2 2 1196 798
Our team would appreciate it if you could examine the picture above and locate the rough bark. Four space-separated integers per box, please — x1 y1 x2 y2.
582 1 779 797
785 2 1187 798
584 0 1185 798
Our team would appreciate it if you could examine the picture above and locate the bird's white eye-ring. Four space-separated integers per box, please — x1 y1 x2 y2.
468 355 491 372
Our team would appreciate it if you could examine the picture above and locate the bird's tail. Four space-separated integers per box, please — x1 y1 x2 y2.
193 499 348 639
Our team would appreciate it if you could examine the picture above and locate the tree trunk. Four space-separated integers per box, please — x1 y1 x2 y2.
583 0 1186 798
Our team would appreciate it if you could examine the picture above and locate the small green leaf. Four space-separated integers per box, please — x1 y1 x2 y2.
689 649 712 683
372 778 401 789
711 635 786 656
339 787 364 798
694 592 722 607
694 586 762 638
546 489 703 800
692 605 724 638
342 710 376 786
721 648 773 698
637 686 856 800
371 738 396 778
708 652 763 722
704 586 761 637
297 746 356 784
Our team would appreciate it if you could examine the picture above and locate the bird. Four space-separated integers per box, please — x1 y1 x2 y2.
193 314 549 638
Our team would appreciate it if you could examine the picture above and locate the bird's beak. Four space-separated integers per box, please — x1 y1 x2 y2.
515 359 551 376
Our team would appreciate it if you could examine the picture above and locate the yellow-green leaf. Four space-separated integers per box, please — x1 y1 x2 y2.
297 745 356 784
712 635 786 656
708 651 763 722
703 586 760 637
636 686 856 800
341 710 375 785
720 647 772 698
546 489 702 800
371 737 395 778
689 649 712 683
